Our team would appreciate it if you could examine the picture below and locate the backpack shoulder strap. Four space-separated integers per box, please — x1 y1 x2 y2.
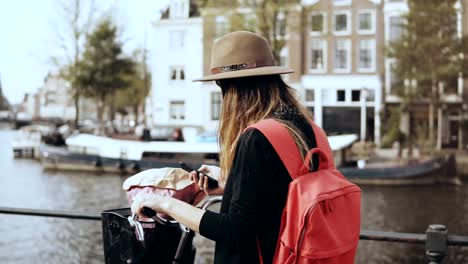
309 121 335 168
248 119 303 179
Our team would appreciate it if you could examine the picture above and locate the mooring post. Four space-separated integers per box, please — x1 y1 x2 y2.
426 224 448 264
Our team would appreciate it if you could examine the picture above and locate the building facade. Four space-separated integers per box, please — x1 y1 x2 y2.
36 73 75 121
147 0 220 132
198 1 383 144
147 0 467 149
18 73 96 123
299 0 383 146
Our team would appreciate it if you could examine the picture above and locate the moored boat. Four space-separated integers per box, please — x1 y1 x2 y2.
338 154 460 185
12 125 52 159
40 133 358 174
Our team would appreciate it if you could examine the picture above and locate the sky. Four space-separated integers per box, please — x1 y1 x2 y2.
0 0 170 105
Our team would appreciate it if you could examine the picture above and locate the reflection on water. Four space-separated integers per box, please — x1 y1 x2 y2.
0 128 467 263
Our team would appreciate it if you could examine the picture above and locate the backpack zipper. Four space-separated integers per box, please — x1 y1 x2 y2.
294 188 361 262
295 204 317 263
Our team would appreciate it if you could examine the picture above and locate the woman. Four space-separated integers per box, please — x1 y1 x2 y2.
131 31 318 263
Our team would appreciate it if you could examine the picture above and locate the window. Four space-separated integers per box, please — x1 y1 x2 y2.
358 10 375 34
337 90 346 102
389 62 403 95
169 66 185 81
310 39 327 72
333 11 350 35
334 39 350 72
367 89 375 101
389 16 403 42
170 68 177 80
310 12 325 34
215 16 229 38
351 90 361 102
180 69 185 80
278 46 288 67
169 30 185 49
358 39 375 72
45 91 56 105
305 90 315 102
333 0 351 6
211 92 222 120
170 0 188 18
169 101 185 120
275 12 287 37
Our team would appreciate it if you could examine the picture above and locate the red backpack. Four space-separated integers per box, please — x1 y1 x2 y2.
250 119 361 264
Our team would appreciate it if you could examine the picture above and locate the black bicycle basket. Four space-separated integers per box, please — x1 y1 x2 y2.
101 208 196 264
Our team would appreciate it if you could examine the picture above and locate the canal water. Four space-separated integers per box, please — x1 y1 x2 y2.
0 128 467 264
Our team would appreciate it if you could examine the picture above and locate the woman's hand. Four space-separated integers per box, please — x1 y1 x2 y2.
131 192 171 219
190 165 224 195
131 189 206 233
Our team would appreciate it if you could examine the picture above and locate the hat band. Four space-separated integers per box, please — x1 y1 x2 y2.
211 61 272 74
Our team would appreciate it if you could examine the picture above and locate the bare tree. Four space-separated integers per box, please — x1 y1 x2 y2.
52 0 97 128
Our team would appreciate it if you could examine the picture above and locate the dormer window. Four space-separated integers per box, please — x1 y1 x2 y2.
170 0 189 19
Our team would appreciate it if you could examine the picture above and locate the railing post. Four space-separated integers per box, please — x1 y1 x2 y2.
426 224 448 264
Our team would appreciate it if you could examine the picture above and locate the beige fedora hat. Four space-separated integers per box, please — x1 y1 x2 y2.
194 31 293 82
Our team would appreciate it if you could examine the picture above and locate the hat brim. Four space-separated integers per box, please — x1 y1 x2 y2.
193 66 294 82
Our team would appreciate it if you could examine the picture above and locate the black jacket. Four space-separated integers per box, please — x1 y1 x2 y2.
199 115 317 263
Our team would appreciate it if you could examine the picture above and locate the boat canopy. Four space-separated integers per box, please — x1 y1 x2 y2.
65 133 358 160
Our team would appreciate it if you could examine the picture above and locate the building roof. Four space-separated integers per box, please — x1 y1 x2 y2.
160 0 200 19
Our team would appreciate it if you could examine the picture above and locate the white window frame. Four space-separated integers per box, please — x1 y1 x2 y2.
357 39 376 73
336 89 346 102
279 46 288 67
309 39 327 73
351 90 361 102
333 10 351 36
310 11 327 36
305 89 315 102
169 100 185 120
169 100 187 120
275 11 287 38
357 9 376 35
333 0 352 6
169 66 185 81
387 15 404 43
333 39 351 73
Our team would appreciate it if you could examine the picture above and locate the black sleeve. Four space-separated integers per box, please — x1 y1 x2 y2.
199 128 268 251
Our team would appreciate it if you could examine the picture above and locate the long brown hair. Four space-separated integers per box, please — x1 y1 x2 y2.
217 75 313 183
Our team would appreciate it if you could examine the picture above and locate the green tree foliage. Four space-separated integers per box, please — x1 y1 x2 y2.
387 0 468 151
248 0 294 62
75 18 134 134
201 0 300 64
114 49 151 125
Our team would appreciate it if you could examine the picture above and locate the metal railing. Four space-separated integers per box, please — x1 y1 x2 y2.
1 205 467 264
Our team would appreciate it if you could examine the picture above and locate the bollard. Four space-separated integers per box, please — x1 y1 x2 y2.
426 224 448 264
